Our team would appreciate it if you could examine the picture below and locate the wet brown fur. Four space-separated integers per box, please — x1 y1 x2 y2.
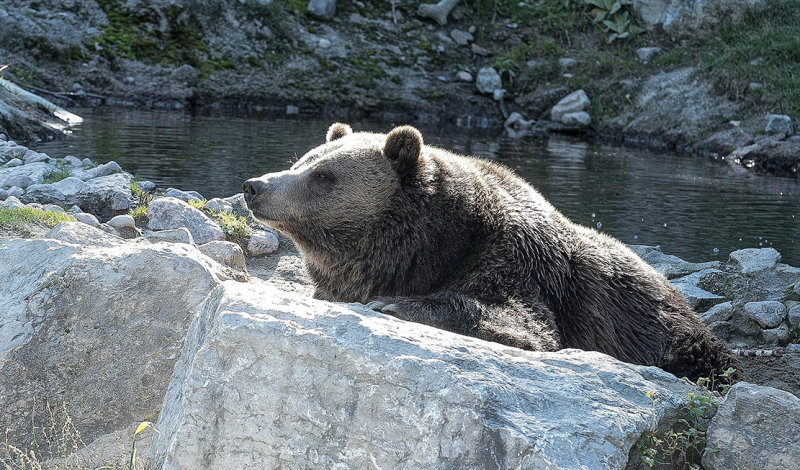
244 123 735 381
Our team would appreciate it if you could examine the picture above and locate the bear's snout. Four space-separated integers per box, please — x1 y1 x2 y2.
242 178 269 206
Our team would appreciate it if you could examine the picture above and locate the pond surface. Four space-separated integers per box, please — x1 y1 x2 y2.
37 107 800 266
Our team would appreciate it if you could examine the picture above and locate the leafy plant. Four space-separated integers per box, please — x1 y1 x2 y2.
571 0 643 43
43 162 72 184
639 367 736 469
213 210 251 244
187 199 206 210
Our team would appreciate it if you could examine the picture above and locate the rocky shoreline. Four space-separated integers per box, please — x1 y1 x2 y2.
2 0 800 177
1 137 799 469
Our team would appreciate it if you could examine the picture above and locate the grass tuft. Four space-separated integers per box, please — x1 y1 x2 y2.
0 207 75 230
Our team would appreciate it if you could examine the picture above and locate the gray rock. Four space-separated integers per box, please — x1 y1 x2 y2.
199 241 247 271
81 158 93 166
23 183 67 205
80 161 122 180
631 245 721 279
73 213 101 227
456 71 473 82
695 126 754 156
789 304 800 328
3 158 22 167
699 301 734 324
107 215 136 229
2 175 34 189
42 204 65 213
23 149 50 163
561 111 592 127
636 46 662 63
449 29 473 46
144 227 195 245
475 67 502 94
81 173 134 219
151 282 703 469
503 112 534 131
51 176 88 198
671 268 725 310
0 188 7 200
632 0 670 29
492 88 506 101
0 227 228 448
765 114 794 135
762 324 790 345
729 247 781 274
147 197 224 245
67 205 82 213
203 198 234 213
137 180 156 192
551 90 590 123
171 64 199 86
418 0 460 25
703 382 800 470
515 85 570 117
743 301 787 329
659 0 767 41
221 193 256 224
163 188 204 203
63 155 83 166
307 0 336 20
246 230 279 257
7 187 24 199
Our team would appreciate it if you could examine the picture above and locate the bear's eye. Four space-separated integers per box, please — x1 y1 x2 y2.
311 170 334 182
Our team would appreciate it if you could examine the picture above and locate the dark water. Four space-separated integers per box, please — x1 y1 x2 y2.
37 107 800 266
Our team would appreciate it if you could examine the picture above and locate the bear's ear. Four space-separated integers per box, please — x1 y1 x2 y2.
326 123 352 142
383 125 423 174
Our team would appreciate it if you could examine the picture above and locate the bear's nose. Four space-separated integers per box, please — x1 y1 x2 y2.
242 179 268 205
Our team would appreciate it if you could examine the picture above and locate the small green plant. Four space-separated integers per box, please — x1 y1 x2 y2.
129 205 148 221
639 367 735 469
43 163 72 184
213 210 251 244
122 422 157 470
187 199 206 210
0 207 75 229
569 0 643 43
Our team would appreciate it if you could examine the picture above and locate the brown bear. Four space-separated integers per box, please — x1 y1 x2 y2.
243 123 735 381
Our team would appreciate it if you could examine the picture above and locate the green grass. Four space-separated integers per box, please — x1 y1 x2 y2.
187 199 206 210
670 0 800 116
213 210 251 244
129 205 148 221
0 207 75 232
43 167 72 184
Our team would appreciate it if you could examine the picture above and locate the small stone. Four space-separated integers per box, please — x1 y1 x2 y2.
636 47 662 63
551 90 590 123
728 248 781 274
307 0 336 20
504 112 534 131
82 158 93 166
765 114 793 135
286 105 300 115
1 175 34 189
144 227 195 245
0 189 7 200
6 187 24 199
81 161 122 180
137 181 156 192
762 324 790 345
204 198 234 213
558 58 577 69
247 230 279 257
42 204 65 213
107 215 136 229
699 301 734 324
23 149 50 163
456 71 473 82
492 89 506 101
124 76 135 84
449 29 473 46
51 177 88 198
743 301 787 329
163 188 204 203
67 205 82 213
475 67 502 94
199 241 247 271
63 155 83 166
787 343 800 353
318 38 331 49
788 304 800 328
110 191 131 211
470 43 490 56
749 82 762 90
561 111 591 127
3 158 22 167
468 25 476 34
74 213 100 227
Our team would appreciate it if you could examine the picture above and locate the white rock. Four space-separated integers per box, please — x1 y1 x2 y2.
203 198 234 213
50 176 88 197
63 155 83 166
150 282 703 469
199 241 247 271
700 301 734 324
317 38 331 49
308 0 336 20
3 158 22 167
162 188 204 203
107 214 136 229
80 161 122 180
561 111 592 127
246 230 279 256
558 57 577 69
73 213 100 227
147 197 225 245
765 114 793 135
456 71 473 82
636 46 662 63
449 28 473 46
144 227 195 245
475 67 502 94
551 90 590 123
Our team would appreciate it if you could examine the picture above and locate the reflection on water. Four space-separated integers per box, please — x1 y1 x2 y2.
37 107 800 265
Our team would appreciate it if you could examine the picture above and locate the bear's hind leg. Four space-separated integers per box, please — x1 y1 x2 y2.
366 292 561 351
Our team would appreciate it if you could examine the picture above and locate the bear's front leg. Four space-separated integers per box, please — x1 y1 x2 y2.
365 292 560 352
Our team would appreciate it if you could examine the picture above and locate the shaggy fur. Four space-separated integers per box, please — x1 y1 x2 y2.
243 123 735 381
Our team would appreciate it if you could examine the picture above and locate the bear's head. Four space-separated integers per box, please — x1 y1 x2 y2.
243 122 424 253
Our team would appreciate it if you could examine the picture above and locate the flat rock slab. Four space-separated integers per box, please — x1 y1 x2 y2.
729 247 781 274
703 382 800 470
152 282 702 470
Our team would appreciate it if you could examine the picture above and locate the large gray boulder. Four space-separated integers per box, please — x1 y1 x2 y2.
703 382 800 470
629 245 720 279
147 197 225 244
151 282 702 470
633 0 766 40
0 223 231 447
